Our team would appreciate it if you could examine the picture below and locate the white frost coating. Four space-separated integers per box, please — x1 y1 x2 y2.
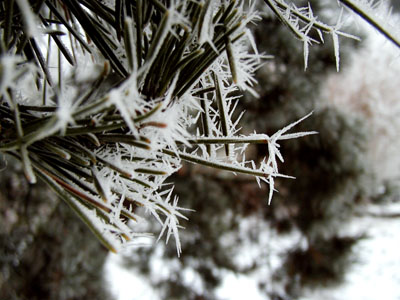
303 39 310 71
0 55 19 95
0 55 34 108
265 112 317 203
56 97 76 135
156 189 190 256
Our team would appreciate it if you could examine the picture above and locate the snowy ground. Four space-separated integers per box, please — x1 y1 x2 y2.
104 205 400 300
303 203 400 300
105 254 158 300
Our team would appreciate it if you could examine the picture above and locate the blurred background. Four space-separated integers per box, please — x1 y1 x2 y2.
2 1 400 299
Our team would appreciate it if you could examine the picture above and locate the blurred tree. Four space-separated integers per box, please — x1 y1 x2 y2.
0 156 112 300
391 0 400 13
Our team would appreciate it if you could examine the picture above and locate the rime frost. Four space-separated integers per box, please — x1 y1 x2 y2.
4 0 385 255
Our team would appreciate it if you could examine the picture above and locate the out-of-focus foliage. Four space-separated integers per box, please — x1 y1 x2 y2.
0 156 112 300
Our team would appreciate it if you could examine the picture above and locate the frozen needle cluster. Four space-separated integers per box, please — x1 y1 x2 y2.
3 0 393 255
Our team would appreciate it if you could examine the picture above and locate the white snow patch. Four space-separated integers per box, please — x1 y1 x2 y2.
303 208 400 300
216 271 265 300
104 253 159 300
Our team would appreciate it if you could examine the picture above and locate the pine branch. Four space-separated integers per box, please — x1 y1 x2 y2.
2 0 397 255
